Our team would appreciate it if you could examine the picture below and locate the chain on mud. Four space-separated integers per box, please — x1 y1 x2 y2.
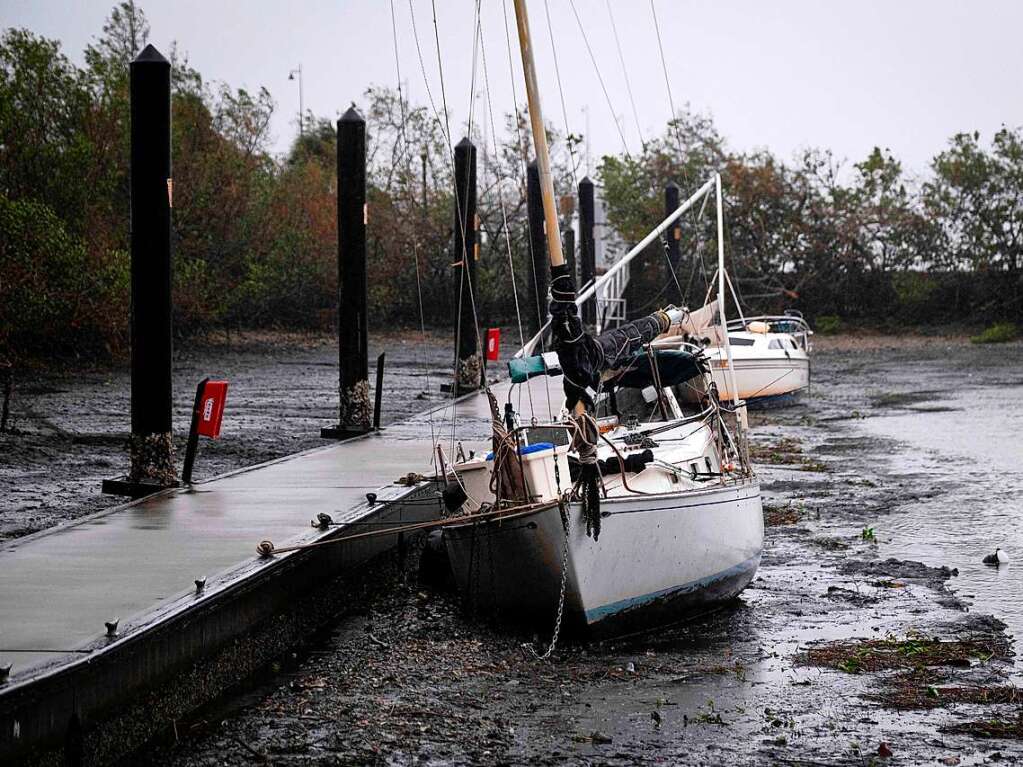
527 500 570 661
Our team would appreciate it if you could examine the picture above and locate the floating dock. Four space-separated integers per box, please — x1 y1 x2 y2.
0 383 536 763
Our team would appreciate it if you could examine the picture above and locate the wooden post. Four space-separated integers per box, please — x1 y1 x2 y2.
452 137 480 393
105 44 176 496
579 176 596 327
526 160 549 339
323 106 370 438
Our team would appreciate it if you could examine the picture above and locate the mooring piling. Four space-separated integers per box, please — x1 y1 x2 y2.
103 44 175 498
579 176 596 327
560 192 577 283
526 160 549 339
452 137 479 394
323 106 370 439
665 181 682 284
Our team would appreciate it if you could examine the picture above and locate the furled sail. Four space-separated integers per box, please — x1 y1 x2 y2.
550 263 672 406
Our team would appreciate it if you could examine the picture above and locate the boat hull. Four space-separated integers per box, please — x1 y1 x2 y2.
444 480 763 637
687 356 810 404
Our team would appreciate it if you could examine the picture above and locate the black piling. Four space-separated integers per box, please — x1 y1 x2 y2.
665 181 682 285
103 44 176 497
372 352 386 430
579 176 596 327
452 137 479 393
526 161 549 340
323 106 370 439
560 193 577 283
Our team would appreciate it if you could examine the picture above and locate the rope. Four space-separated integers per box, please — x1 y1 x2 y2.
606 0 644 149
389 0 438 451
256 500 559 558
650 0 686 173
478 15 534 418
567 0 631 157
501 0 555 421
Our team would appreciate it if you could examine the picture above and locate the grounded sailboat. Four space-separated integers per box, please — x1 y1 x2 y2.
441 0 763 639
662 304 813 406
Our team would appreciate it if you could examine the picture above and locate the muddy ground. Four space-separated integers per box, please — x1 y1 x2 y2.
4 332 1023 765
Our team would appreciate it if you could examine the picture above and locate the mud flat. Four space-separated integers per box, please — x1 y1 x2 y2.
5 333 1023 764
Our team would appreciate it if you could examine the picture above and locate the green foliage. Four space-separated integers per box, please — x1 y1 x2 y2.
971 322 1019 344
1 3 1021 365
816 315 842 335
0 195 127 359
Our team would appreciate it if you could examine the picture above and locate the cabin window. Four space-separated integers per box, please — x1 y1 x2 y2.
728 337 755 346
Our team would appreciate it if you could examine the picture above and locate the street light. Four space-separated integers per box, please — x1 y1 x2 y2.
288 65 304 137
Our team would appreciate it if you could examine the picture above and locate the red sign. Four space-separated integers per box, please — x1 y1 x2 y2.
197 380 228 438
485 328 500 361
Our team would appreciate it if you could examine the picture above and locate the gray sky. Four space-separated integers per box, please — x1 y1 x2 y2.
5 1 1022 179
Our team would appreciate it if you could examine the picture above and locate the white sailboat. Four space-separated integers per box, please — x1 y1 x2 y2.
654 266 814 406
442 0 763 640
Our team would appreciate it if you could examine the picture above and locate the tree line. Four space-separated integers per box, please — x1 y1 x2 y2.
2 3 1020 367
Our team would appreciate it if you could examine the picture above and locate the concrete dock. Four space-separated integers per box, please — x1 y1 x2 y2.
0 378 558 763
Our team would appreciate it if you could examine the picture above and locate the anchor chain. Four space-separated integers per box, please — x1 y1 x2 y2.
527 500 570 661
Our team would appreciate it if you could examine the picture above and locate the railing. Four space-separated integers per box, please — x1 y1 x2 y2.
595 260 629 334
517 176 718 358
726 313 814 351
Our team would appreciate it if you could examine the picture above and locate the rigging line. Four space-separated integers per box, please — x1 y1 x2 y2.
605 0 644 149
567 0 631 157
501 0 554 420
650 0 697 228
478 13 535 418
441 0 488 451
649 0 685 162
389 0 437 451
541 0 581 193
407 0 453 169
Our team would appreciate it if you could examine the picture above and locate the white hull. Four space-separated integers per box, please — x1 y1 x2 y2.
445 479 762 636
706 356 810 402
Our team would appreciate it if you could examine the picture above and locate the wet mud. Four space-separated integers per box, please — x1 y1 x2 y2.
5 333 1023 764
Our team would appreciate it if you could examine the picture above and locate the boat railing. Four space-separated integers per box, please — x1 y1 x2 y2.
516 176 718 359
727 314 813 351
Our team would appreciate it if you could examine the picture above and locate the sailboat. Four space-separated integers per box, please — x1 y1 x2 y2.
441 0 763 639
662 297 813 407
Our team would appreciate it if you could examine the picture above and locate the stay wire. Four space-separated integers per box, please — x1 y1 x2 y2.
501 0 555 421
567 0 630 157
606 0 644 149
477 15 535 418
389 0 437 452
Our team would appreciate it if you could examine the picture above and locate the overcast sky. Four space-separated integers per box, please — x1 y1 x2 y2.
5 1 1022 180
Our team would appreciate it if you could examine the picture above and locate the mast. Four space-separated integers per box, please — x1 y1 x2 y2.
715 173 740 407
512 0 564 269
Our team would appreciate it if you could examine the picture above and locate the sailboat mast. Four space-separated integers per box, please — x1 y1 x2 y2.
715 173 741 407
512 0 564 269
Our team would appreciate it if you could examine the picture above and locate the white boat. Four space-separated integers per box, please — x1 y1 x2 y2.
438 0 763 642
443 383 763 636
667 313 812 405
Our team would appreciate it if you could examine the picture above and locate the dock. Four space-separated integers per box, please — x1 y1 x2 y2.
0 381 543 764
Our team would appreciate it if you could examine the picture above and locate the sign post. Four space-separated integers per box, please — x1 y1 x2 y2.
182 378 229 485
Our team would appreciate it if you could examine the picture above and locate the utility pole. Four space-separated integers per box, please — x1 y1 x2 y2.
289 65 304 137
